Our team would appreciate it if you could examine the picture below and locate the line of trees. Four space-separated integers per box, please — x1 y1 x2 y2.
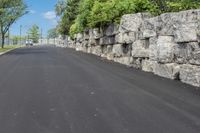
0 0 27 48
55 0 200 37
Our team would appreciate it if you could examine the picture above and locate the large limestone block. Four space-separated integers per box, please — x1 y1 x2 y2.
174 42 200 65
132 58 143 69
75 42 82 51
149 37 158 61
190 42 200 65
105 45 114 60
93 28 103 39
104 24 119 36
101 45 108 55
87 46 92 53
76 44 87 52
142 60 156 72
88 29 99 46
176 9 200 23
113 57 134 66
174 22 199 43
82 40 89 47
91 46 102 56
189 47 200 65
107 45 113 54
159 10 200 36
76 33 84 42
88 38 98 46
112 44 124 57
157 36 176 63
99 36 115 45
153 63 180 80
101 45 113 58
180 64 200 87
88 29 98 46
119 13 152 33
174 43 191 64
141 16 160 38
115 32 136 44
159 13 177 36
83 29 90 40
132 40 149 58
112 44 131 57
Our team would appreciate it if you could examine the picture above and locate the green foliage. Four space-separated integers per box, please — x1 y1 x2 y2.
69 0 157 35
167 0 200 12
0 0 27 48
47 28 58 39
150 0 200 13
56 0 200 36
27 24 40 43
11 36 21 45
88 0 157 28
55 0 66 16
69 0 94 36
57 0 80 35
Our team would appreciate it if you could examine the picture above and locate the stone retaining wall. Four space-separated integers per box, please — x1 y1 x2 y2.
65 9 200 87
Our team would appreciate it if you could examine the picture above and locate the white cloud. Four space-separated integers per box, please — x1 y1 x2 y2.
43 11 56 20
43 11 58 26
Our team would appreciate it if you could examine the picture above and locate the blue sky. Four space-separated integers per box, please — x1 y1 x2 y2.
11 0 58 37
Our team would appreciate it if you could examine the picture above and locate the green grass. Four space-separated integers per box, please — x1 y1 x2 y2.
0 45 24 53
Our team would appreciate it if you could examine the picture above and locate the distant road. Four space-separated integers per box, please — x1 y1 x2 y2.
0 45 199 133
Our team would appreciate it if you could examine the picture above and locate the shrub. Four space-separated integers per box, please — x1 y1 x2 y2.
167 0 200 12
88 0 157 28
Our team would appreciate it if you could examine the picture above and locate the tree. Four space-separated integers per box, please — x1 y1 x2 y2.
27 24 40 43
47 28 58 39
55 0 66 16
0 0 27 48
55 0 81 35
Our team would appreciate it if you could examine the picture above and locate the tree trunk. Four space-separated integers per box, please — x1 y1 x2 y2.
1 33 5 48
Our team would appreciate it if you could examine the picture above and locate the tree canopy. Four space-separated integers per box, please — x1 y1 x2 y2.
55 0 200 37
47 28 59 39
0 0 27 48
27 24 40 43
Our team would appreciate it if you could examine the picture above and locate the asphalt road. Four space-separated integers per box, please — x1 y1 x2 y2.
0 45 200 133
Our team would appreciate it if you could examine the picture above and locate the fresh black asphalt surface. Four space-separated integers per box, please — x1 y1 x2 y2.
0 45 200 133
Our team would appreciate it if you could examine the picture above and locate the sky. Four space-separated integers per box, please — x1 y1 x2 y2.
10 0 59 37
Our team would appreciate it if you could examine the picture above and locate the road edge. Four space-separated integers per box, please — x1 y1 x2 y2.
0 46 24 56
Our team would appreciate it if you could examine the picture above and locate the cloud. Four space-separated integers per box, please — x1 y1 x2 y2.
29 10 36 14
43 11 56 20
43 11 58 26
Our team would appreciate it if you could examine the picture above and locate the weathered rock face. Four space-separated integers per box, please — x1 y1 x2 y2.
65 9 200 88
119 13 152 33
149 37 158 61
142 60 155 72
93 28 103 39
114 57 134 67
153 63 180 80
174 23 199 43
157 36 176 63
180 64 200 87
115 32 136 44
99 36 115 45
104 24 118 36
132 40 149 58
112 44 124 57
174 42 200 65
